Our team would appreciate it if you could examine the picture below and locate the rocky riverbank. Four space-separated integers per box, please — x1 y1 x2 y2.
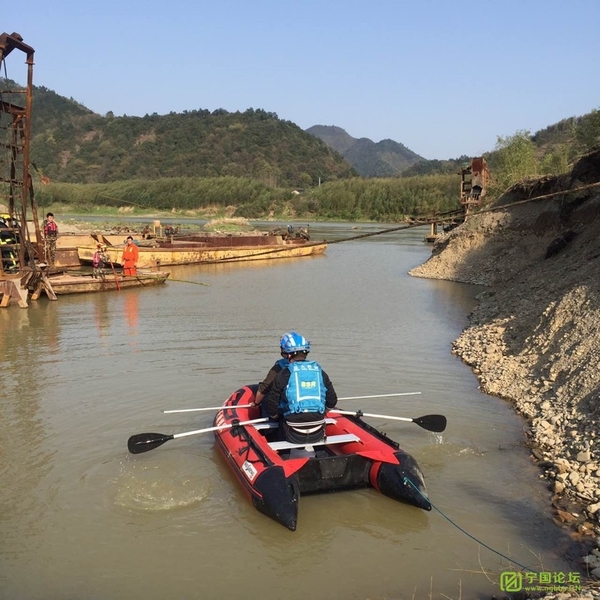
409 149 600 599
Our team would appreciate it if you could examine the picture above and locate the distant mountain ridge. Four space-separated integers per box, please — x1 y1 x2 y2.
305 125 424 177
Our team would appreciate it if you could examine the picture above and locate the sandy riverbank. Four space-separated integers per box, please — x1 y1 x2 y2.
410 149 600 598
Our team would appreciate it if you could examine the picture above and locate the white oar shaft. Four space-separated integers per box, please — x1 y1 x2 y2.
329 410 412 423
163 405 253 414
338 392 421 401
172 417 268 439
163 393 421 414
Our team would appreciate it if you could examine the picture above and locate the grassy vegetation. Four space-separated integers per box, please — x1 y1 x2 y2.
33 171 462 223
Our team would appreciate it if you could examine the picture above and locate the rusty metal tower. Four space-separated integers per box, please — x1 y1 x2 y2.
0 32 43 272
460 157 490 215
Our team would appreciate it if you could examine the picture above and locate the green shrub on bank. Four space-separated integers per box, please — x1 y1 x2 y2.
34 172 461 222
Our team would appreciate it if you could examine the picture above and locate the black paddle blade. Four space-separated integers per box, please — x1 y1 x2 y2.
128 432 174 454
413 414 447 433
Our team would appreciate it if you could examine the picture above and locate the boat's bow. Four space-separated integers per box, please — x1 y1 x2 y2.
375 451 431 511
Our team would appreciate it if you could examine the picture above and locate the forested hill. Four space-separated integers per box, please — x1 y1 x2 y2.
305 124 424 177
1 79 356 188
2 78 597 222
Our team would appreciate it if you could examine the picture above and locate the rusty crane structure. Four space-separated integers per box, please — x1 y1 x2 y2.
0 32 47 306
423 157 490 242
460 156 490 214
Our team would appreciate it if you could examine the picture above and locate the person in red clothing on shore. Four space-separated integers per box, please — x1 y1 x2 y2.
122 236 139 276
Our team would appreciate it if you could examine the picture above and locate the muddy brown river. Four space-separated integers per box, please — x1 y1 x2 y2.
0 223 575 599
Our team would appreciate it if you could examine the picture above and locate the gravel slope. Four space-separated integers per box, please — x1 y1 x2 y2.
409 149 600 599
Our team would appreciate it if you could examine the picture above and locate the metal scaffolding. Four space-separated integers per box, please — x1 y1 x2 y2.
0 32 43 270
0 32 48 306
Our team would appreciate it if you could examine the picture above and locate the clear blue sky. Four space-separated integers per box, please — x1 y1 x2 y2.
4 0 600 160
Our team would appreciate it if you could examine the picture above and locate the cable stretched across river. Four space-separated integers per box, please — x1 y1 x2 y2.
327 179 600 246
326 221 426 245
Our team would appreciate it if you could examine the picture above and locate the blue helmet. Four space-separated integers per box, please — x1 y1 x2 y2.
280 331 310 354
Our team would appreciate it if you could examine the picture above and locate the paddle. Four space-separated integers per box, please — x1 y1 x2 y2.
108 258 121 291
99 249 121 291
127 417 268 454
338 392 421 401
329 410 447 433
163 405 254 414
162 392 422 414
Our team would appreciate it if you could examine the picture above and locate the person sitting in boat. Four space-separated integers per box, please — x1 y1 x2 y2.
266 332 338 444
252 332 294 417
92 244 110 278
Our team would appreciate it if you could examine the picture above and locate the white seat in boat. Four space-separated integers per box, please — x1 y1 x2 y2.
268 433 360 451
253 417 337 431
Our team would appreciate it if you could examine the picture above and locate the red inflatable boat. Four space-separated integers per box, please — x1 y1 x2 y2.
213 384 434 531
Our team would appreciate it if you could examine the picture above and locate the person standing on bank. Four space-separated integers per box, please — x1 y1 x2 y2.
266 332 338 444
122 235 139 276
43 212 58 266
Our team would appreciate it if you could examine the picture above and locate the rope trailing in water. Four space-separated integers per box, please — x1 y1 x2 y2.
130 273 210 286
166 277 210 286
403 478 538 574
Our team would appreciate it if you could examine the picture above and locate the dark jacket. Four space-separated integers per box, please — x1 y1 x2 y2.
257 360 287 397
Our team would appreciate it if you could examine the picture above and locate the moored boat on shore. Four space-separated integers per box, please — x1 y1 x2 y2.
41 270 169 295
77 235 327 268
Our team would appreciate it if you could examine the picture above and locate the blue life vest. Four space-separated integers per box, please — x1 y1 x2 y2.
282 360 326 416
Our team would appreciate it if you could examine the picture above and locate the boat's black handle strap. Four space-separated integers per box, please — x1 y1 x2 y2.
236 424 274 467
